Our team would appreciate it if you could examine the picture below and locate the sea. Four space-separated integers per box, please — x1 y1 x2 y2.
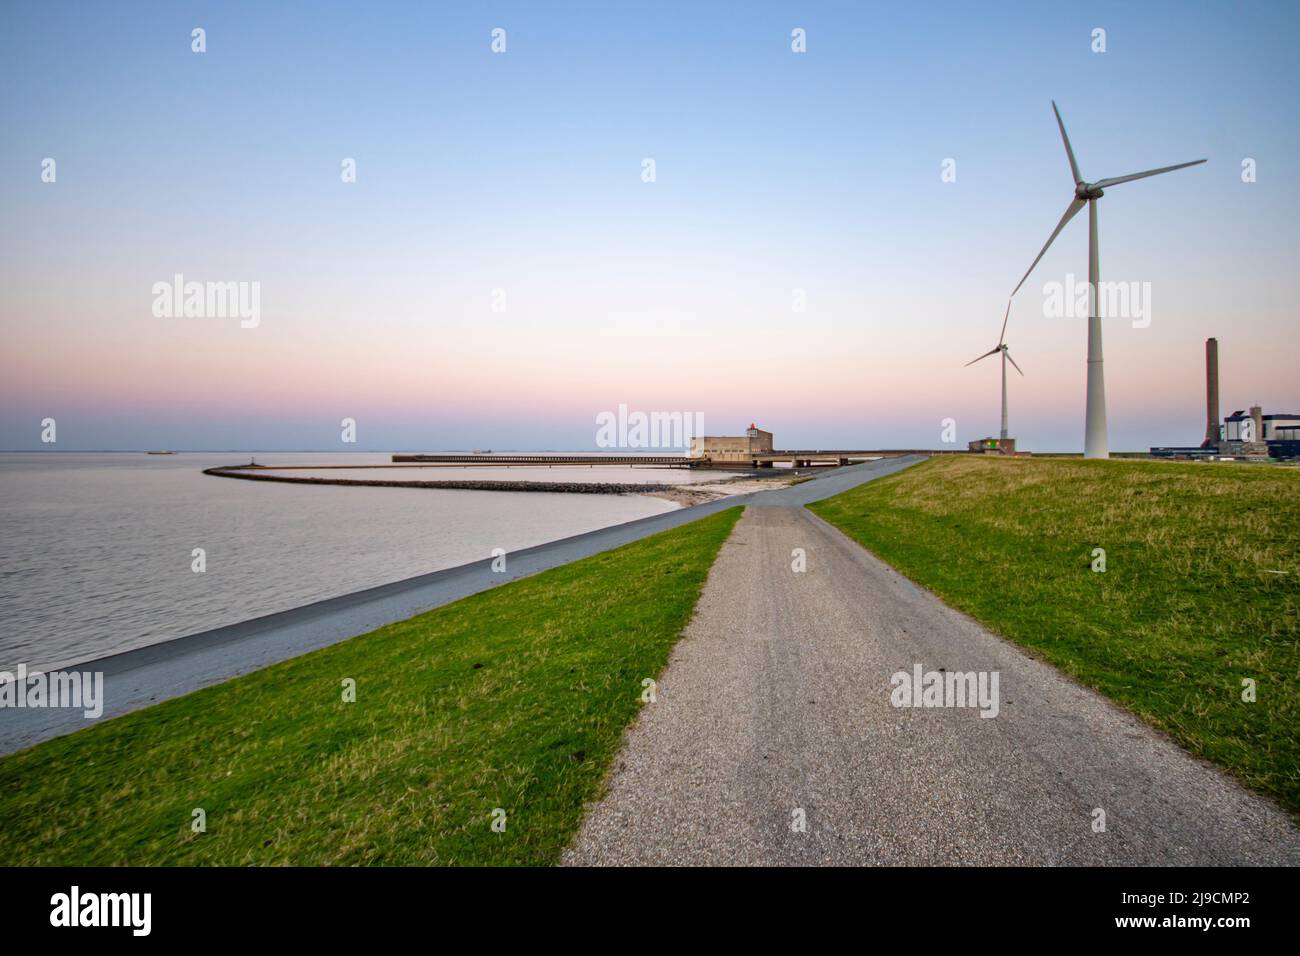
0 452 718 671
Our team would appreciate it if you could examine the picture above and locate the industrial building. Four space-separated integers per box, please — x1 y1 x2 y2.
1221 410 1300 443
968 437 1017 455
689 424 773 463
1150 337 1300 460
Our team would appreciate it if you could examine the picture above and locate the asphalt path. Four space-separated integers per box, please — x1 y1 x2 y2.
0 457 922 755
564 506 1300 865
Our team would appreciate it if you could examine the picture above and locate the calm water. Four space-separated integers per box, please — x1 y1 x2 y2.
0 453 683 671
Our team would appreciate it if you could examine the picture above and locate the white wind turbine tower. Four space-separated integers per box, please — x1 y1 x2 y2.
966 300 1023 441
1010 101 1205 459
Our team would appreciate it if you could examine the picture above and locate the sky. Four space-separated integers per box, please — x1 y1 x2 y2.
2 0 1297 452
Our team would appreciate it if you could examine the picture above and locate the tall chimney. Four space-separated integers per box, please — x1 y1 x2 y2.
1203 337 1220 447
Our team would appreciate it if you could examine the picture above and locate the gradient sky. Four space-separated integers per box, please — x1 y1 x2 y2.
2 1 1297 451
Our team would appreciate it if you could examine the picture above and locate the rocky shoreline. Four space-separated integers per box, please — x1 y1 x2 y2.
203 467 677 495
202 466 799 506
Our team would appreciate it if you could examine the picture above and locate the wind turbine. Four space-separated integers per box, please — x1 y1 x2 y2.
966 300 1023 441
1010 101 1205 459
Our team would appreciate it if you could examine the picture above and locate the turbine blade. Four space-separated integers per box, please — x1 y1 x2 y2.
1093 159 1206 189
1005 349 1024 376
1052 101 1082 185
965 347 1000 367
997 300 1011 347
1010 197 1085 297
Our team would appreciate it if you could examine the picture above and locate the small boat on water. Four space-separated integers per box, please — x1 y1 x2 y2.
146 450 176 455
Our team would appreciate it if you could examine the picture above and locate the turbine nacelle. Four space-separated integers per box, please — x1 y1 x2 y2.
966 342 1024 374
1076 182 1104 200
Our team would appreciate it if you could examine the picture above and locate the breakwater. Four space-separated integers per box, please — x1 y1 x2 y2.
203 466 671 495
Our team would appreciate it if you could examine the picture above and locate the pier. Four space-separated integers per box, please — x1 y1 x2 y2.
391 454 696 467
392 449 973 468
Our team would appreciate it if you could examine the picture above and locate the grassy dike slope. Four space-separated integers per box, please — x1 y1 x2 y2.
0 508 742 865
810 457 1300 814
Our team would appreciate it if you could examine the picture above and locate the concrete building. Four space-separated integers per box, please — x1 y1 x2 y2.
689 424 773 463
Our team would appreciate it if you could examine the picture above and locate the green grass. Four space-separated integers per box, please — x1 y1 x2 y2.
0 507 741 865
809 457 1300 814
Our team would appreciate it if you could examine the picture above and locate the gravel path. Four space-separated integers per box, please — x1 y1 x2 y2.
563 506 1300 866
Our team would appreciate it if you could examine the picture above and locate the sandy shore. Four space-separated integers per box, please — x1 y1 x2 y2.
641 476 801 507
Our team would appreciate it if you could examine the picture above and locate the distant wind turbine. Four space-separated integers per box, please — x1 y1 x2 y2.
1010 101 1205 459
966 300 1023 441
